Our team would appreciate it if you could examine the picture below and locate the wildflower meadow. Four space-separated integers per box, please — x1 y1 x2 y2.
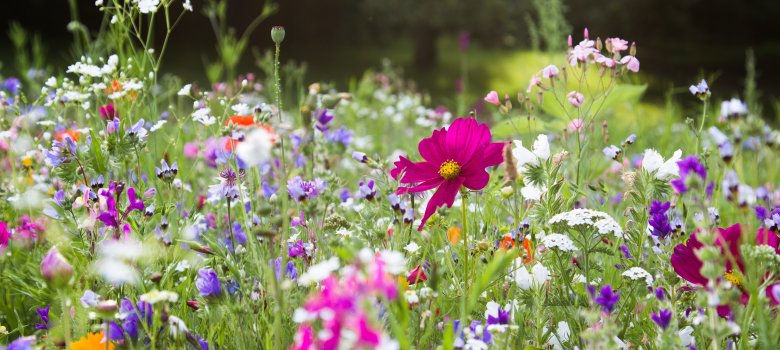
1 1 780 349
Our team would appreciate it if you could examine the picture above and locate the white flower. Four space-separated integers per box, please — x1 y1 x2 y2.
137 0 160 14
380 250 406 275
642 149 681 179
298 257 340 286
720 98 747 119
231 103 252 115
182 0 193 11
192 108 216 126
513 262 550 290
737 184 756 206
520 184 545 201
405 290 419 305
140 290 179 304
540 233 577 252
177 84 191 96
404 242 420 254
622 267 654 285
512 134 550 173
678 326 696 347
235 127 275 166
547 321 571 350
549 208 623 236
167 316 188 338
150 120 166 132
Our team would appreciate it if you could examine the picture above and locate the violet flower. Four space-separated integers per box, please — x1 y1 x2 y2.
594 285 620 314
650 308 672 329
648 201 673 239
34 305 50 330
196 268 222 297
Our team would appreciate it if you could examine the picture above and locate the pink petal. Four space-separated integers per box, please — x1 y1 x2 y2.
446 118 491 166
484 91 499 106
396 178 444 195
418 128 449 164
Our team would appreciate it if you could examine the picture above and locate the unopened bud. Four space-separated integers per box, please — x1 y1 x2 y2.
271 26 286 44
596 37 602 51
621 171 637 187
41 246 73 287
552 150 569 167
583 27 589 39
503 143 518 181
500 186 514 199
630 42 637 56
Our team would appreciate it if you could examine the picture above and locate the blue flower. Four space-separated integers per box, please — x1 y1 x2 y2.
196 268 222 297
594 285 620 314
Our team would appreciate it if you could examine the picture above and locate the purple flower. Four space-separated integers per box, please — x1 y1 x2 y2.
80 289 101 308
670 156 707 194
41 246 73 286
34 305 50 330
286 261 298 280
2 77 21 95
287 176 326 202
324 126 353 146
650 308 672 329
458 31 470 52
356 180 377 201
594 285 620 314
688 79 709 98
655 287 666 301
288 240 305 257
339 188 350 203
196 268 222 297
620 245 631 259
5 336 35 350
155 159 179 183
315 109 334 131
352 151 368 163
648 201 673 239
126 119 148 141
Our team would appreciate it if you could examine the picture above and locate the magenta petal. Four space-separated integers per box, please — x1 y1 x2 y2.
446 118 490 165
756 228 780 254
391 156 440 184
715 224 743 271
461 168 489 190
418 178 463 231
671 242 707 286
396 178 444 195
480 142 507 167
418 128 449 164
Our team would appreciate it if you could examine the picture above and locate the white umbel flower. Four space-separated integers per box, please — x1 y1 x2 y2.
549 208 623 236
137 0 160 14
540 233 578 252
622 267 654 285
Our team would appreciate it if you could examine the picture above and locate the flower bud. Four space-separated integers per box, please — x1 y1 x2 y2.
500 186 514 199
552 150 569 167
630 42 637 56
271 26 286 44
41 246 73 287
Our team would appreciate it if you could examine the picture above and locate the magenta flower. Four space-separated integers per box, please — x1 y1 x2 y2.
390 118 505 230
0 221 9 252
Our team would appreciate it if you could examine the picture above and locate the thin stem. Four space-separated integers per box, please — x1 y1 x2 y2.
61 292 72 346
461 189 468 292
695 99 709 154
227 198 235 251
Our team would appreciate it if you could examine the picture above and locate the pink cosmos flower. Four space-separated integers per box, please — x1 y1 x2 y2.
390 118 505 230
483 91 500 106
606 38 629 53
567 91 584 108
620 56 640 72
0 222 9 252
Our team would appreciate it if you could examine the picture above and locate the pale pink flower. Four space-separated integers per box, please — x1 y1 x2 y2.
526 76 542 93
484 91 500 106
569 40 597 66
594 54 616 68
567 119 585 133
606 38 629 54
620 56 640 72
542 65 560 79
567 91 584 108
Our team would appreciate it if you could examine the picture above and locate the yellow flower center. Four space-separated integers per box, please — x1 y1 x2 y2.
438 160 461 180
724 270 742 288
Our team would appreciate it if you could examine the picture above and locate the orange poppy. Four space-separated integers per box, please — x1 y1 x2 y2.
55 129 81 142
499 234 515 250
71 332 114 350
447 227 461 244
225 115 256 127
521 237 533 264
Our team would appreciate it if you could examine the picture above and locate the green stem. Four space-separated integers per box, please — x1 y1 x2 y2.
461 190 468 292
61 292 72 346
695 99 709 154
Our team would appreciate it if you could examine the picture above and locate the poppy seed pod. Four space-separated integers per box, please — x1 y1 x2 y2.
271 26 286 44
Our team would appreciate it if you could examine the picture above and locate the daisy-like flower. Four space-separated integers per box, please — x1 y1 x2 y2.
208 167 246 202
390 118 505 230
512 134 550 174
641 149 682 180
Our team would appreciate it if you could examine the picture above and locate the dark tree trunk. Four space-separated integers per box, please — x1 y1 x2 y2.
413 24 438 68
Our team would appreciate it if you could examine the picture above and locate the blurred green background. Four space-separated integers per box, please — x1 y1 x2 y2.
1 0 778 111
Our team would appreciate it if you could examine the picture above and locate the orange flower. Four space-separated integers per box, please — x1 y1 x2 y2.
71 332 114 350
521 237 533 264
499 234 515 250
104 79 123 95
55 129 81 142
225 115 256 127
447 227 461 244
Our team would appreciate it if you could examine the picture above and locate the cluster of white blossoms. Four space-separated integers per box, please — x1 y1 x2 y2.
540 233 578 252
621 266 654 285
549 208 623 236
67 55 119 78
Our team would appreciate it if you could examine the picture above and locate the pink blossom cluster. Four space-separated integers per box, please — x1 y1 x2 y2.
290 253 399 350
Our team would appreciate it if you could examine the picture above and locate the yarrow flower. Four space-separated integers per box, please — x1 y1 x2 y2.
549 208 623 237
390 118 505 229
540 233 578 252
621 267 654 285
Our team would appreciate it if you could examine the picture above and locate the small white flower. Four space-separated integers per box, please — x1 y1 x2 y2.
182 0 193 11
380 250 406 275
622 267 654 285
404 242 420 254
642 149 682 180
514 262 550 290
678 326 696 347
549 208 623 237
512 134 550 173
540 233 578 252
140 290 179 304
520 183 545 201
192 108 216 126
298 257 339 286
235 127 276 166
137 0 160 14
150 120 166 132
177 84 192 96
167 316 188 338
231 103 252 115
